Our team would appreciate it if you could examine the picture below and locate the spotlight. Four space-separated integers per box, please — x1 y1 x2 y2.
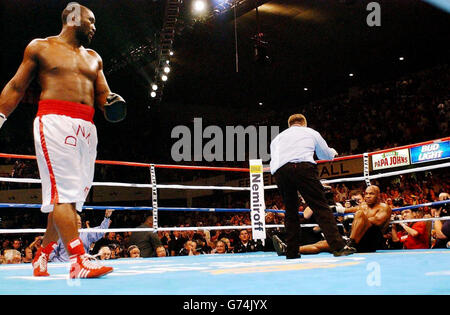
164 66 171 74
169 51 174 56
151 84 158 91
193 0 206 13
161 74 168 81
150 91 156 98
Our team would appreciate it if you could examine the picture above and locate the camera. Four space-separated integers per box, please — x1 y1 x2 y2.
438 202 449 217
346 199 358 207
321 185 335 206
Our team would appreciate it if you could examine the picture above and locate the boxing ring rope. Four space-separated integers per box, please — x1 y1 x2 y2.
0 153 250 172
0 200 449 234
2 160 449 189
0 137 449 236
0 177 251 191
0 199 448 212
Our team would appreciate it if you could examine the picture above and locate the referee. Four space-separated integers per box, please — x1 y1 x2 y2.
270 114 355 259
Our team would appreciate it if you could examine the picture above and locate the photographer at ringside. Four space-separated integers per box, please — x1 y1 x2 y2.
391 207 429 249
432 192 450 249
383 198 406 249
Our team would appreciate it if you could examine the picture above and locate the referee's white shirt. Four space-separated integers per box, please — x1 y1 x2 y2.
269 126 336 174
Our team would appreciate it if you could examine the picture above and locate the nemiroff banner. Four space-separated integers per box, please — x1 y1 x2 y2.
410 140 450 164
372 149 410 170
249 159 266 240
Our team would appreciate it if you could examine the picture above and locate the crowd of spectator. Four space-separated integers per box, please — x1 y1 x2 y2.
301 64 449 156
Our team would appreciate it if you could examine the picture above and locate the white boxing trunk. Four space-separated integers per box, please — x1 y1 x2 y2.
33 100 98 213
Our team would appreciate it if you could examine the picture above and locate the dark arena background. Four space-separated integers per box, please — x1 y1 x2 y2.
0 0 449 303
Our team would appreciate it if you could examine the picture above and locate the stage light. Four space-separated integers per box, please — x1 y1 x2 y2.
166 60 170 64
193 0 206 13
161 74 168 81
304 87 308 91
151 84 158 91
399 57 405 61
169 51 174 56
164 66 171 74
423 0 450 13
150 91 156 98
349 73 354 77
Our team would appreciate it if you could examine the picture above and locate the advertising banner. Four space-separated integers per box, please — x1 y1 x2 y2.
372 149 410 170
410 141 450 164
249 159 266 240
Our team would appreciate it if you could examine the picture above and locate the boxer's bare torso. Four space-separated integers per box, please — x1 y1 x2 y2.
11 36 108 109
359 202 391 232
33 37 102 106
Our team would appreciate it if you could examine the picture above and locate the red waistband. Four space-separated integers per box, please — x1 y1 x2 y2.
37 100 95 123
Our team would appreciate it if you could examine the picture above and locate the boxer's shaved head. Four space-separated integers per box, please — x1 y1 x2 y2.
61 2 96 46
364 185 380 206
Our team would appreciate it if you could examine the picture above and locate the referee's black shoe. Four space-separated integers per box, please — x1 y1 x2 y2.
332 245 356 257
272 235 301 259
272 235 286 256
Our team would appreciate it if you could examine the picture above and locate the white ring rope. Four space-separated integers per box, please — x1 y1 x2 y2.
155 184 249 191
390 216 450 224
0 177 41 184
1 161 448 191
1 217 449 234
0 177 251 191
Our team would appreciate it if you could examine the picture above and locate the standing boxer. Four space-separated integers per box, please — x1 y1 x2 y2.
0 3 126 278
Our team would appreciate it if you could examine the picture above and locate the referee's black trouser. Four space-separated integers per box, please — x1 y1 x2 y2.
274 162 345 256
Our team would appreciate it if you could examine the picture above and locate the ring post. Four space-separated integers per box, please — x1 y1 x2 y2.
363 152 371 186
249 159 266 242
150 164 159 230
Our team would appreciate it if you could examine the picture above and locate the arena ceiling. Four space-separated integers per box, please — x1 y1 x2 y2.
166 0 450 110
1 0 449 118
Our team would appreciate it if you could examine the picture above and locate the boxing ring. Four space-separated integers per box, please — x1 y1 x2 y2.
1 250 450 295
0 137 449 295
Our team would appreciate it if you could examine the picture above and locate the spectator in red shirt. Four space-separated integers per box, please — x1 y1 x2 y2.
391 209 429 249
432 193 450 249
